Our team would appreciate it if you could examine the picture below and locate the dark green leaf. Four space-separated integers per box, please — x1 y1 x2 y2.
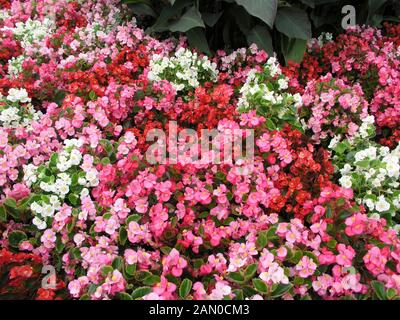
252 278 268 293
235 0 278 28
179 278 193 298
275 7 311 40
169 6 205 32
0 205 6 222
202 12 223 27
8 230 27 248
270 283 292 298
187 27 211 54
247 25 273 55
131 286 152 299
244 263 258 279
372 281 388 300
228 272 245 283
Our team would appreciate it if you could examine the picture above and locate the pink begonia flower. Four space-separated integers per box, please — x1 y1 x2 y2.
124 249 138 265
5 183 30 200
363 246 388 276
41 229 56 249
209 282 232 300
19 241 34 251
153 276 177 299
162 248 187 277
296 256 317 278
345 213 367 236
336 244 356 267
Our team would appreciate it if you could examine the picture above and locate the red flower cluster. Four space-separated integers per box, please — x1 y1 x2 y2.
0 249 66 300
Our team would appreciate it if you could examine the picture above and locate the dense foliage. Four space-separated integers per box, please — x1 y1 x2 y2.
123 0 400 63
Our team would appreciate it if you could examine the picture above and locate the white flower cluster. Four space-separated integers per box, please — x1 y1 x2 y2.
0 88 42 129
7 55 25 77
7 88 31 103
0 10 10 21
338 142 400 220
238 57 302 112
148 47 218 92
23 139 99 230
329 115 375 150
237 57 302 128
31 196 61 230
3 18 54 48
309 32 333 48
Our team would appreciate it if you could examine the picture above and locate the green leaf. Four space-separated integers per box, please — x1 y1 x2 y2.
252 278 268 293
112 256 123 270
101 265 114 277
275 7 311 40
127 214 141 224
101 157 111 165
143 275 161 286
244 263 258 279
256 231 268 248
179 278 193 298
169 6 205 32
247 25 273 55
202 12 222 27
372 281 388 300
8 231 27 248
119 227 128 246
55 236 64 253
367 0 387 24
270 283 292 298
117 292 133 300
235 0 278 28
131 286 152 299
265 118 277 131
228 272 245 283
187 27 211 55
4 198 17 208
233 289 244 300
129 3 156 17
0 205 6 222
387 288 397 300
68 193 78 206
281 37 307 64
125 264 137 276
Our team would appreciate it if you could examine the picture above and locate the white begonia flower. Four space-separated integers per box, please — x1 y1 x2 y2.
70 149 82 166
30 202 43 214
371 179 381 188
328 135 341 149
364 115 375 124
293 94 303 109
354 151 366 162
339 175 352 189
375 196 390 212
6 88 31 103
340 164 352 175
365 146 377 159
80 188 90 198
42 204 55 217
33 217 47 230
369 213 381 220
57 181 70 195
50 195 61 209
364 198 375 210
278 78 289 90
86 169 97 181
78 177 87 185
380 146 390 156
